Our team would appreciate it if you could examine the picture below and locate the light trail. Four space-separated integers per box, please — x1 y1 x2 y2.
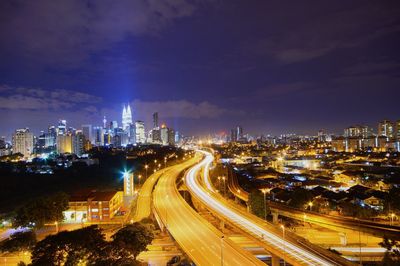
185 151 337 266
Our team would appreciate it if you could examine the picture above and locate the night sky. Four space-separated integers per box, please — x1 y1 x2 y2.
1 1 400 138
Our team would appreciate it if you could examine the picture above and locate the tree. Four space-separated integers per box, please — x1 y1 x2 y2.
30 225 106 265
0 230 36 253
111 222 154 260
248 190 269 219
14 192 69 228
380 236 400 265
288 188 314 209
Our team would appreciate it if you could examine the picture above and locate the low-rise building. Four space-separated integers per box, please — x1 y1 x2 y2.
64 190 123 223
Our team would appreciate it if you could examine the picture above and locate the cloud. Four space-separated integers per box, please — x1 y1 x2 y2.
248 2 400 64
0 0 206 66
0 85 102 110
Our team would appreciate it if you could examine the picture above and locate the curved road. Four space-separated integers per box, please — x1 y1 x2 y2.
153 154 264 266
186 151 349 266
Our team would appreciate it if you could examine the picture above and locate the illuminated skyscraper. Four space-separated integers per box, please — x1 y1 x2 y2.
57 134 73 154
378 120 394 139
57 119 67 135
82 124 93 144
12 128 34 158
122 104 133 131
135 121 145 144
153 112 159 129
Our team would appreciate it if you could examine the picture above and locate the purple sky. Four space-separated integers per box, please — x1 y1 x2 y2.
1 1 400 138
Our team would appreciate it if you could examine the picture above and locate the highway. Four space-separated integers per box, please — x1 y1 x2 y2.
132 168 166 222
225 162 400 239
186 151 349 266
153 154 264 266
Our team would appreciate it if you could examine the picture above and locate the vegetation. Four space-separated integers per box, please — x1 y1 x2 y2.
0 230 36 253
380 236 400 265
338 202 377 219
248 190 269 218
13 192 69 229
29 223 154 265
288 188 314 209
111 222 154 260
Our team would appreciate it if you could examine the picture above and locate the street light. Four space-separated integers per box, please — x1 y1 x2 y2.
164 157 167 168
221 235 224 266
261 189 267 220
138 175 142 190
308 201 313 212
280 224 286 266
390 213 396 226
222 176 226 197
145 164 148 180
55 221 59 233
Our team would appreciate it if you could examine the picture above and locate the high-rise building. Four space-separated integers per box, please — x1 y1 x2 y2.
151 129 161 144
82 124 93 144
161 125 169 145
12 128 34 158
344 125 372 138
135 121 146 144
57 119 67 135
237 126 243 140
122 104 133 131
110 121 118 130
93 126 104 146
123 172 134 197
378 120 394 139
153 112 159 129
129 124 136 144
103 116 107 129
231 128 237 142
73 131 85 156
57 134 73 154
168 128 175 146
396 120 400 140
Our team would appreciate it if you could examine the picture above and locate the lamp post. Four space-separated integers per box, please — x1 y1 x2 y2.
55 221 59 233
145 164 148 180
261 189 267 221
138 175 142 190
390 213 395 226
308 201 313 212
281 224 286 266
221 235 224 266
164 157 167 168
222 176 226 198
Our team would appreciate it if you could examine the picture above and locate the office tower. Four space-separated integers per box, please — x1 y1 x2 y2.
378 120 394 139
12 128 34 158
57 119 67 135
161 125 169 145
396 120 400 140
110 121 118 130
103 116 107 129
57 134 73 154
73 131 85 156
128 124 136 144
168 128 175 146
237 126 243 140
175 131 180 144
82 124 93 144
135 121 146 144
344 125 372 138
231 128 237 142
93 126 104 146
153 112 159 129
122 104 133 131
152 128 161 144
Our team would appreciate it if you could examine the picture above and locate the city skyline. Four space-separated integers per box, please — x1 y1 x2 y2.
1 1 400 137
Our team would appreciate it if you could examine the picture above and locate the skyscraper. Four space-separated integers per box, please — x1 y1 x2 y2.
12 128 34 158
82 124 93 144
57 119 67 135
135 121 146 144
153 112 159 129
378 120 394 139
93 126 104 146
122 104 133 131
57 134 73 154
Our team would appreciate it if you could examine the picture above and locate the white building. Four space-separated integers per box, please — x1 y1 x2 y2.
12 128 34 158
122 104 133 131
135 121 146 144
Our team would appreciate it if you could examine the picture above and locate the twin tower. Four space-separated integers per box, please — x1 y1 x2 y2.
122 104 133 131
